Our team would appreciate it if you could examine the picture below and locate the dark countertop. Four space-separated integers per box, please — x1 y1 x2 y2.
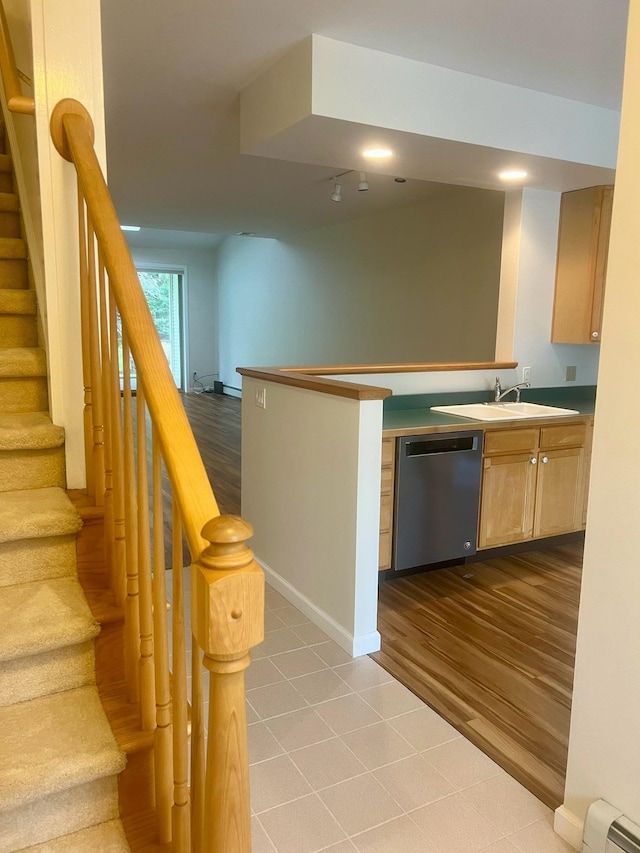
382 386 596 435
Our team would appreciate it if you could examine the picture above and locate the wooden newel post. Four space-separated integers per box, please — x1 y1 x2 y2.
191 515 265 853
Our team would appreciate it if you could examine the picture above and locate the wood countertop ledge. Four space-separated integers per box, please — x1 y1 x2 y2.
237 361 518 401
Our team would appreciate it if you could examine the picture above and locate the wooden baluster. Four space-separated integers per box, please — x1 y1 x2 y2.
172 506 191 853
98 256 115 587
86 217 105 505
108 288 127 607
137 381 156 730
76 189 94 498
191 637 205 853
122 333 140 702
192 516 264 853
152 425 173 843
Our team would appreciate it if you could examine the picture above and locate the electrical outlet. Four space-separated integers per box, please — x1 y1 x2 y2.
566 365 577 381
255 387 266 409
522 366 531 384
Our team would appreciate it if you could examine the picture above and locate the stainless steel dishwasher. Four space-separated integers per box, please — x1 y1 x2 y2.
393 430 483 571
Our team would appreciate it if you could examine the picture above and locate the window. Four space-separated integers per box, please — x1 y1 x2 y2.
136 268 185 389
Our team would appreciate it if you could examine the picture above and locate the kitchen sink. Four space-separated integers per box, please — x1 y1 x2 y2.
431 403 516 420
431 402 580 420
495 402 579 417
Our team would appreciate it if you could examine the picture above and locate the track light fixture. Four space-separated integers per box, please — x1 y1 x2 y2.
326 169 406 201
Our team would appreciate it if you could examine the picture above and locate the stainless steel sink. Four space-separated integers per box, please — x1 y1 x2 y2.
431 402 580 421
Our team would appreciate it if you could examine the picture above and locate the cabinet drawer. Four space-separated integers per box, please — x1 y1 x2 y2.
381 437 395 467
380 492 392 532
540 423 586 449
484 428 538 455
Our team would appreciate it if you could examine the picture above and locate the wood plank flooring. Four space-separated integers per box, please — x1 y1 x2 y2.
148 391 241 567
179 390 241 516
372 542 583 809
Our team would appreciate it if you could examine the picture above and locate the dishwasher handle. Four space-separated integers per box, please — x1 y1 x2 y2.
403 433 480 457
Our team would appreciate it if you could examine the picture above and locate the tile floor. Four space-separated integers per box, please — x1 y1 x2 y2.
169 573 575 853
246 586 575 853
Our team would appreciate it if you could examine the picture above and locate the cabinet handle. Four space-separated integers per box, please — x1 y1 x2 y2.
591 331 599 339
531 457 537 464
541 456 549 463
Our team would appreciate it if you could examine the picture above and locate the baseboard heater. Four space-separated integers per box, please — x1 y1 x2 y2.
583 800 640 853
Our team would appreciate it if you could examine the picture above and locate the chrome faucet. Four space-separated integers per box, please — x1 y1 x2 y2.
494 378 530 403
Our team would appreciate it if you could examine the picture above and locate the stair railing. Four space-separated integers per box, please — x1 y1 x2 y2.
47 97 264 853
0 2 33 115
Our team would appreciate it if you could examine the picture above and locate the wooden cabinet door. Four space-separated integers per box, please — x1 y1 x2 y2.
479 452 537 548
534 446 585 538
551 185 613 344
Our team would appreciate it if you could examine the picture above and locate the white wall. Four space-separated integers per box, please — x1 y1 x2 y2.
241 377 382 655
30 0 107 488
127 241 219 389
310 36 619 169
331 189 601 396
557 0 640 845
512 189 600 388
217 186 504 387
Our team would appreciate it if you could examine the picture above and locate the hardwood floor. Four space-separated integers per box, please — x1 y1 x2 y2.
151 390 242 567
179 390 241 516
176 393 581 808
372 542 583 809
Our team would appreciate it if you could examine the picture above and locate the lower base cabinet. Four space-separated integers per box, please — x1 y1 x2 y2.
379 437 395 570
478 422 587 549
380 418 591 568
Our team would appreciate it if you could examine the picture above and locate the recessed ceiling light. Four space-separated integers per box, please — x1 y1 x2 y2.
363 148 393 159
236 231 257 237
499 170 528 181
121 225 141 231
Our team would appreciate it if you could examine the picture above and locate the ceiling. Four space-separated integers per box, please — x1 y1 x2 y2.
100 0 629 241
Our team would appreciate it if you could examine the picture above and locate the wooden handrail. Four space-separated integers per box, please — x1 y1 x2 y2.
49 96 262 853
50 99 218 558
0 2 34 115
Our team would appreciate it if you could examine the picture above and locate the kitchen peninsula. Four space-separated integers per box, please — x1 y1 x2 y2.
238 361 594 658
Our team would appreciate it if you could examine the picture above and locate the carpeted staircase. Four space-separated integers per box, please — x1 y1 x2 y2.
0 125 130 851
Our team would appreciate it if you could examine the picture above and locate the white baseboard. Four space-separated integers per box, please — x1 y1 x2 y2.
554 805 583 850
258 558 381 658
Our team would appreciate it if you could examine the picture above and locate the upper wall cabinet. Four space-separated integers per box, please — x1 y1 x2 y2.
551 185 614 344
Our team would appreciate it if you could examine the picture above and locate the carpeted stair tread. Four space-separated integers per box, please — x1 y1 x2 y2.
17 818 130 852
0 640 96 709
0 347 46 377
0 237 26 259
0 412 64 450
0 576 98 663
0 487 81 545
0 289 35 315
0 192 18 212
0 685 126 813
